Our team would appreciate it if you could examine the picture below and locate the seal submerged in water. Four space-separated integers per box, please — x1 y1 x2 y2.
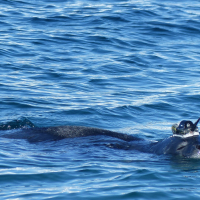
1 118 200 158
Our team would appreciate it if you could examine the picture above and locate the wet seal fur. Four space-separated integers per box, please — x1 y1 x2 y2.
2 125 200 158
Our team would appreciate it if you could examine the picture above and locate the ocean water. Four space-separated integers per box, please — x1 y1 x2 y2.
1 0 200 199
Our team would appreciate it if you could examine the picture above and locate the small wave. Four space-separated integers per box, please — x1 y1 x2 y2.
0 117 35 130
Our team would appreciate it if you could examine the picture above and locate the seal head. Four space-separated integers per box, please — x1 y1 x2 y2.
172 118 200 138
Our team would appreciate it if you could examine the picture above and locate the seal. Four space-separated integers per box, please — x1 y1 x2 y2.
1 118 200 158
148 118 200 157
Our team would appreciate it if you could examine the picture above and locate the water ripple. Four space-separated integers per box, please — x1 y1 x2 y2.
1 0 200 199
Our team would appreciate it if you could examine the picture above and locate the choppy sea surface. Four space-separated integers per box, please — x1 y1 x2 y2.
1 0 200 199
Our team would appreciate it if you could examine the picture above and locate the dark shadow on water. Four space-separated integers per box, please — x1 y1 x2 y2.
169 156 200 171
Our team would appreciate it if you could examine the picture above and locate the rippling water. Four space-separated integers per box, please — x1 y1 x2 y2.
1 0 200 199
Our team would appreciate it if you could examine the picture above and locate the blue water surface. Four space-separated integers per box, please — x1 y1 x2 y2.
1 0 200 199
